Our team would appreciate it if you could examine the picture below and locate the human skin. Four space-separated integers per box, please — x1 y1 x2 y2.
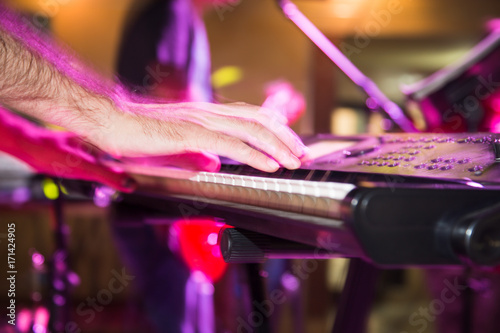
0 6 307 190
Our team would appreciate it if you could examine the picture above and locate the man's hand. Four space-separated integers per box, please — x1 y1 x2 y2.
92 101 307 173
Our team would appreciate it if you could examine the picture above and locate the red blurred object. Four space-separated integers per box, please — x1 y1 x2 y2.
403 29 500 133
172 219 228 282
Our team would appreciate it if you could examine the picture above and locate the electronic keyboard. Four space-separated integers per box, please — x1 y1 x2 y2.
108 133 500 267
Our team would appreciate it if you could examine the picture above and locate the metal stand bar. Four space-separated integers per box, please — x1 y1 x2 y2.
276 0 417 132
246 263 271 333
48 182 70 333
332 259 379 333
462 268 472 333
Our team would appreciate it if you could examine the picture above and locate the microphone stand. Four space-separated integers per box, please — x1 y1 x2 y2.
276 0 418 133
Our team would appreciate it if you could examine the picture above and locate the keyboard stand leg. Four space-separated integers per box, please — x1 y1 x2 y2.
331 259 379 333
246 263 271 333
48 182 71 333
462 268 472 333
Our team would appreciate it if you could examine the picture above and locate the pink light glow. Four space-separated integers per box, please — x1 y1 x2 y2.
200 280 215 296
34 306 49 327
483 91 500 132
53 294 66 306
67 271 81 286
32 324 46 333
262 81 306 125
281 272 300 292
183 271 215 333
31 252 45 267
93 186 115 208
486 19 500 32
207 232 218 246
17 309 32 332
12 187 30 204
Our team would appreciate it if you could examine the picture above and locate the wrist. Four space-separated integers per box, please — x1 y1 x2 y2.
82 98 126 155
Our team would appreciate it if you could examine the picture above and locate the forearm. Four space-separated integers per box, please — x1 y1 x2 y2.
0 106 134 191
0 7 118 141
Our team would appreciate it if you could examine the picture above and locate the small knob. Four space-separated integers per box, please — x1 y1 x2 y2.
220 228 329 263
220 229 267 263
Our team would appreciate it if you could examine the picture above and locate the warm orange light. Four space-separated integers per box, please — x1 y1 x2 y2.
330 0 367 19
